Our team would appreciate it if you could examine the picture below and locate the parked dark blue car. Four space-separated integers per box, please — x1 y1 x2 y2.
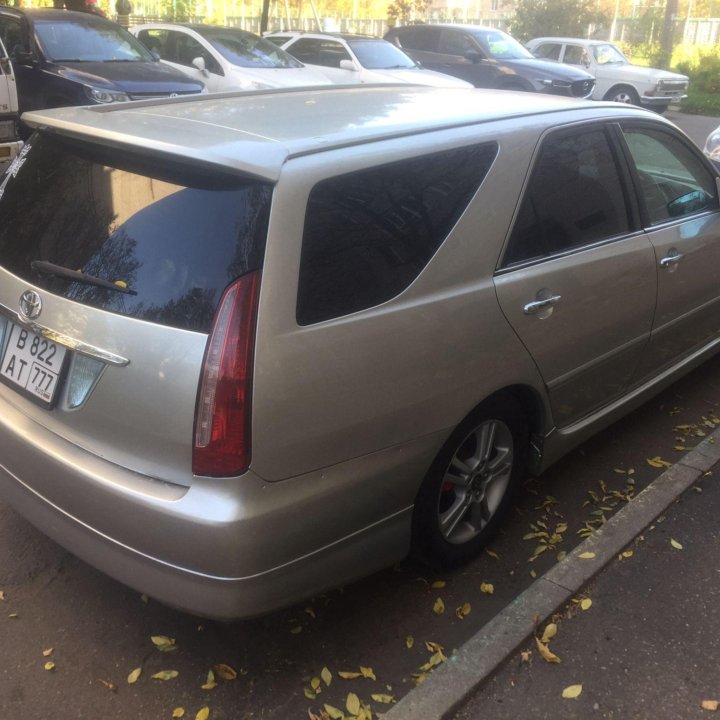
0 8 203 114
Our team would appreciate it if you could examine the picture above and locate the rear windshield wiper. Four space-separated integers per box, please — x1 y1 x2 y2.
31 260 138 295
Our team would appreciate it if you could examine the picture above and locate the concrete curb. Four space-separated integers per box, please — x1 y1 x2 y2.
384 428 720 720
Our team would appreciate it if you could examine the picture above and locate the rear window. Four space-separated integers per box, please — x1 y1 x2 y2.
0 134 272 333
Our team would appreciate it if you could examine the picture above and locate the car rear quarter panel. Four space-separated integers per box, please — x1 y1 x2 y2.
250 119 552 485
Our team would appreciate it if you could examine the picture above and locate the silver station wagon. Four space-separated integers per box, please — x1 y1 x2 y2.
0 87 719 619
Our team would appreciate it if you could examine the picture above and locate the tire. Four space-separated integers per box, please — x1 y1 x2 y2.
412 394 529 568
604 85 641 106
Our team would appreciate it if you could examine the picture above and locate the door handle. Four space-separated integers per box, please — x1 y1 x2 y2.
660 251 684 269
523 294 562 315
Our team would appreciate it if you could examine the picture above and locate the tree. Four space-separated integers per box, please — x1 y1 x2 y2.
509 0 609 42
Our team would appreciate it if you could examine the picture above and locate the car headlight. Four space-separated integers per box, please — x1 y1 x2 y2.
705 130 720 160
85 86 130 104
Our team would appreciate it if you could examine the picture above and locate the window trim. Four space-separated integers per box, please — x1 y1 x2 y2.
497 120 640 273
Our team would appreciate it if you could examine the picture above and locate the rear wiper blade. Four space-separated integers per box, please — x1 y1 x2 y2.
31 260 138 295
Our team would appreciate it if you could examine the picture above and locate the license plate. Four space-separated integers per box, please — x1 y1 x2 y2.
0 323 67 405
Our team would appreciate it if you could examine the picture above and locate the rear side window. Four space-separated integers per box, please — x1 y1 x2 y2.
0 134 272 333
297 143 497 325
503 127 630 266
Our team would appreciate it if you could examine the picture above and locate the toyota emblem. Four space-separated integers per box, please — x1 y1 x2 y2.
19 290 42 321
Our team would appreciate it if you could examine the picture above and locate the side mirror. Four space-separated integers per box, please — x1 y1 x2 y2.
339 59 358 72
150 50 161 61
465 49 482 64
668 189 709 217
192 56 208 75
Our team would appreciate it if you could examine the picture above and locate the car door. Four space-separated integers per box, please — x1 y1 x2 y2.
0 12 38 112
494 123 657 427
617 122 720 380
434 28 497 87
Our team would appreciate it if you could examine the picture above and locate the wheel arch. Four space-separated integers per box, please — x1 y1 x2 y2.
603 83 640 104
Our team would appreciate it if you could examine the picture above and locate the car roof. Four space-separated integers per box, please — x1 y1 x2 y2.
23 85 651 182
272 31 379 41
391 24 501 32
529 37 608 45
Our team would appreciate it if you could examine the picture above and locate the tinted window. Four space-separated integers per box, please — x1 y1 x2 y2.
0 16 23 56
348 38 415 69
504 128 630 265
297 143 497 325
622 126 719 225
438 29 478 56
393 27 437 52
0 134 272 333
288 38 349 67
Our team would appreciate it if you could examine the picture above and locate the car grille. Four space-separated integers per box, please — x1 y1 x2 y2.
545 78 595 99
658 80 688 97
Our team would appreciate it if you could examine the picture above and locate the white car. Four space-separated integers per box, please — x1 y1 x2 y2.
265 31 473 88
131 23 333 91
526 37 688 112
0 36 22 172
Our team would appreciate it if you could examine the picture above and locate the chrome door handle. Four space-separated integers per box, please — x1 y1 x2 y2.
523 294 562 315
660 251 684 269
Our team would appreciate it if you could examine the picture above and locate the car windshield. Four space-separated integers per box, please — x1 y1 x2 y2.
470 29 533 60
592 43 628 65
197 27 302 68
347 38 415 69
35 17 152 62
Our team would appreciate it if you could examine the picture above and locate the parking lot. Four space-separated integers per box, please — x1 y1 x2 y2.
1 110 719 720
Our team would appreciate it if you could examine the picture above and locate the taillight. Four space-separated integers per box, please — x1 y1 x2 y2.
192 271 261 477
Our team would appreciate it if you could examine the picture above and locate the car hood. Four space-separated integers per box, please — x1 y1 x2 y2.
51 61 205 92
501 57 594 81
228 65 333 88
363 67 473 87
598 63 688 83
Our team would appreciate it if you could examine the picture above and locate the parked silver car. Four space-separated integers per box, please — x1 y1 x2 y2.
0 86 719 619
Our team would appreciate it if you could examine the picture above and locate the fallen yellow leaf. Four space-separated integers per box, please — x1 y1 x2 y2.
647 456 672 469
324 705 344 720
622 550 634 558
303 688 316 700
580 598 593 611
540 623 557 644
702 700 720 711
346 693 361 716
486 550 500 560
172 709 185 718
201 669 217 690
371 694 394 703
0 591 4 601
212 664 237 681
535 637 560 664
321 666 332 686
151 670 179 681
127 667 142 684
311 677 321 692
578 552 596 559
406 636 414 649
562 684 583 699
195 708 209 720
42 648 53 657
455 603 471 620
433 597 445 615
44 662 55 672
431 581 446 589
480 583 494 594
151 636 177 653
338 671 362 679
557 551 567 562
671 539 683 550
360 666 376 680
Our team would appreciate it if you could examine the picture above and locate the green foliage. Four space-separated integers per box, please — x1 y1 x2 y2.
387 0 431 25
509 0 609 43
159 0 199 22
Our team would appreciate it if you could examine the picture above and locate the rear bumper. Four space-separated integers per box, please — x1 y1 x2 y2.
0 393 441 619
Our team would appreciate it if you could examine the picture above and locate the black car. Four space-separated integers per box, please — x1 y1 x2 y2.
384 24 595 98
0 8 203 114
